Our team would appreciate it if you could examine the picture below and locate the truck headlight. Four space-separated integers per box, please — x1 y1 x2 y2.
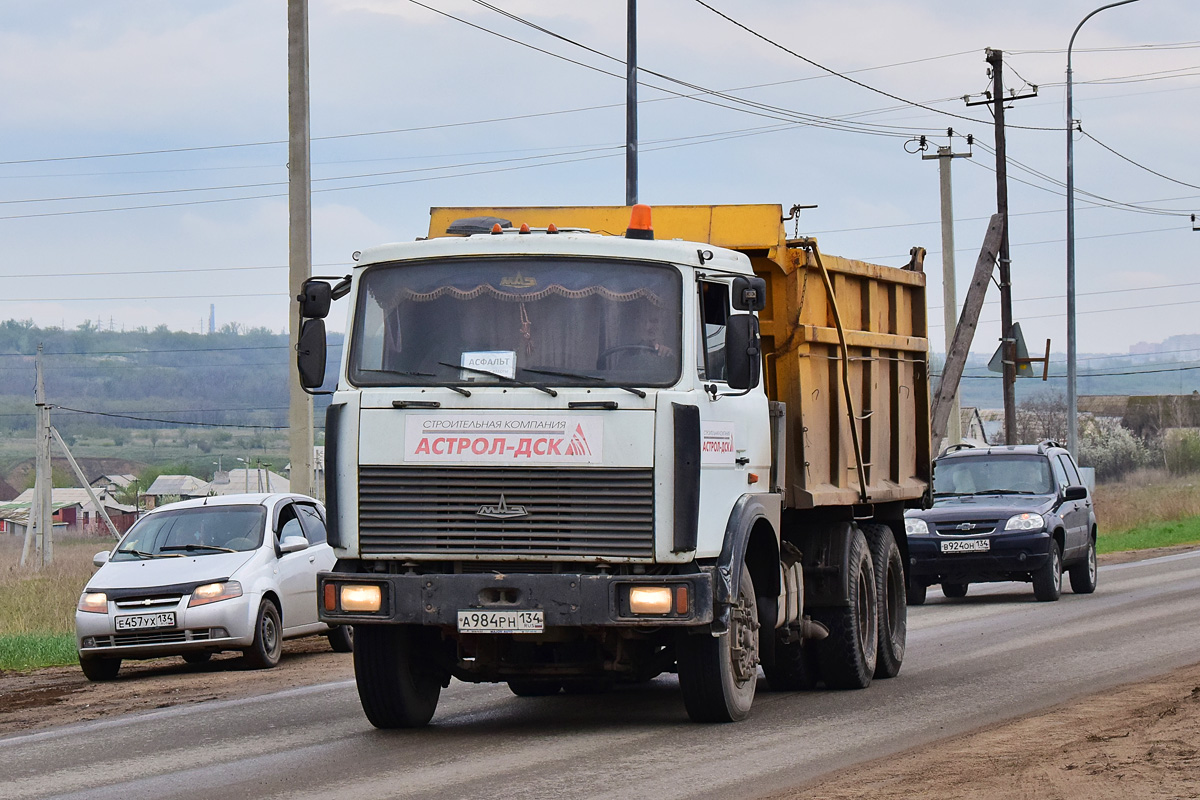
628 586 674 615
1004 513 1045 531
905 518 930 535
340 584 383 613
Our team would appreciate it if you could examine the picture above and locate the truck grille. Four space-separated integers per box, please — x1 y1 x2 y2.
358 466 655 558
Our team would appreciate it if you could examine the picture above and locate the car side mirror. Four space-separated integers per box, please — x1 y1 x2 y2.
724 313 761 390
93 551 111 567
279 535 309 554
1063 485 1088 501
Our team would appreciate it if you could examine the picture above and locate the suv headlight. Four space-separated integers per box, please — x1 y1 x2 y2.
905 517 930 535
1004 513 1045 531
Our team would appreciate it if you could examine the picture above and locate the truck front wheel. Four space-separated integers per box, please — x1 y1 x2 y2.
353 625 442 728
677 564 759 722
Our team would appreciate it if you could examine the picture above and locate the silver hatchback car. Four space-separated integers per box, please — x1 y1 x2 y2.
75 493 352 681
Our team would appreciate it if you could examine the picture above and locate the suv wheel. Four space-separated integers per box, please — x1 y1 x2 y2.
1033 540 1063 602
941 582 968 599
1069 536 1098 594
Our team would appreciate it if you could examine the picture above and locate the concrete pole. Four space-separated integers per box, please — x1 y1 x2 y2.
288 0 315 498
625 0 638 206
35 345 53 566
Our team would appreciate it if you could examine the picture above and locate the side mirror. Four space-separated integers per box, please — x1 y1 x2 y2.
731 275 767 311
299 279 332 319
297 318 328 389
1063 485 1088 501
724 314 761 390
93 551 111 567
279 535 309 554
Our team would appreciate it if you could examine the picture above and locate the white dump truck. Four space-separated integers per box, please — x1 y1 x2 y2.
296 204 930 726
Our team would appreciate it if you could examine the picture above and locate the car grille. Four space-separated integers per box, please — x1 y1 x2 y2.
114 596 182 609
91 629 218 648
933 518 1003 536
358 466 655 559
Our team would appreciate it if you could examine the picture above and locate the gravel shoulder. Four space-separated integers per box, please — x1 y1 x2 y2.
3 545 1199 800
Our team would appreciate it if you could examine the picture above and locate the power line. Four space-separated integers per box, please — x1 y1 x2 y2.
51 405 288 429
1081 131 1200 191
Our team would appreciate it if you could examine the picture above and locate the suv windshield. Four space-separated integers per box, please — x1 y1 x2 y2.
348 257 682 388
112 506 266 561
933 454 1055 496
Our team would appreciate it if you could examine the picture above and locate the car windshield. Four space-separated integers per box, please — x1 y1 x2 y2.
112 506 266 561
933 455 1055 497
348 257 682 389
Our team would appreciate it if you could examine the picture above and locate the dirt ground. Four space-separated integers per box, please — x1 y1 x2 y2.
2 547 1199 800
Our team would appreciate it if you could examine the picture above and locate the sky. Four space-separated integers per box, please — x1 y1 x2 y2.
1 0 1197 363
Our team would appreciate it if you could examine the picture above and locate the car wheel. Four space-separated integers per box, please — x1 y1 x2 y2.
508 680 563 697
327 625 354 653
941 582 969 599
906 579 927 606
79 655 121 681
182 651 212 665
1069 536 1098 594
1033 540 1063 602
243 600 283 669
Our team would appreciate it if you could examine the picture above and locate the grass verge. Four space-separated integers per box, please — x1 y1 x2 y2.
0 633 77 672
1097 517 1200 555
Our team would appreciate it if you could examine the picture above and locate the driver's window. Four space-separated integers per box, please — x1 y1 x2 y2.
1050 457 1070 490
697 282 730 381
276 504 301 543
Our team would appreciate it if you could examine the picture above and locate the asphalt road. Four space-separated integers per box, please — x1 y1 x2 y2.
4 549 1199 800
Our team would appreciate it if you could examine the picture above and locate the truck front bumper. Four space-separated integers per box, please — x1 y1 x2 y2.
317 570 714 628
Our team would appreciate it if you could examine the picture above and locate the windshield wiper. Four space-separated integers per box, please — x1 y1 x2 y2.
970 489 1038 496
116 547 183 559
161 544 238 554
933 491 966 497
519 367 646 398
438 361 557 397
362 368 470 396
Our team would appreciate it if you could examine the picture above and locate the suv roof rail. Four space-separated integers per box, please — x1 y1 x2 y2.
940 442 977 457
1037 439 1065 453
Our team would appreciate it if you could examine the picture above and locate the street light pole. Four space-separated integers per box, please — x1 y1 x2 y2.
1067 0 1142 458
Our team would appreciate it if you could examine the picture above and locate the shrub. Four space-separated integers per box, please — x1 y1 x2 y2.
1079 415 1151 482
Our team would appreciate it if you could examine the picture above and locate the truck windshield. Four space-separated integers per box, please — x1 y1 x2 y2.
349 257 682 388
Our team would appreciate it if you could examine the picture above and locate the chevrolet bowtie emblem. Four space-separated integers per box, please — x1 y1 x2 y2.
477 494 529 520
956 522 976 531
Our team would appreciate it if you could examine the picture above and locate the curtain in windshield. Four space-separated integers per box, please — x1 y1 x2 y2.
349 257 682 387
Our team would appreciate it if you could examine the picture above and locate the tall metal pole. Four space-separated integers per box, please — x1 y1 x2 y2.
1066 0 1142 459
923 141 972 448
625 0 638 206
987 49 1017 444
288 0 315 498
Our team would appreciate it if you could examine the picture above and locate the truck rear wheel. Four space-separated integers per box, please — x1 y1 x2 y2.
508 680 562 696
811 528 878 689
677 564 759 722
353 625 442 728
863 523 906 679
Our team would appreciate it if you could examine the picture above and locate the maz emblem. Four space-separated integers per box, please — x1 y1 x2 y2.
476 494 529 520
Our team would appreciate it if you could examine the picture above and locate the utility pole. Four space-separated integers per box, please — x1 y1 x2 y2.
625 0 638 206
922 132 973 449
966 49 1036 444
24 345 54 567
288 0 315 498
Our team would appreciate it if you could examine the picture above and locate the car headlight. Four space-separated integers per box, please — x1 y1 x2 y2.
905 517 930 535
188 580 243 607
78 592 108 614
1004 513 1045 531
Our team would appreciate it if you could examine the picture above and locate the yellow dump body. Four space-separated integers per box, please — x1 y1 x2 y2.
427 204 930 510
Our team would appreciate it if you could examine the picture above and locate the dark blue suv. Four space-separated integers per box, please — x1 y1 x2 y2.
904 442 1098 603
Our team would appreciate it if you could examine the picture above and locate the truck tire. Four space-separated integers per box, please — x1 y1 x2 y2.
1069 536 1098 594
863 523 906 679
79 655 121 681
242 600 282 669
941 582 969 598
508 680 562 696
811 528 878 689
677 564 759 722
762 629 819 691
353 624 442 728
1033 540 1063 602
